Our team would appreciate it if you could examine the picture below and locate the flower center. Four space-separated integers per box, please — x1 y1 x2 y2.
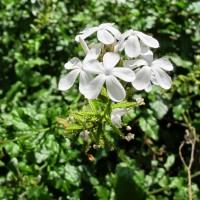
104 68 111 76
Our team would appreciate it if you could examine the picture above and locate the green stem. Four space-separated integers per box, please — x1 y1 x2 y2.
104 101 112 116
147 186 170 195
147 170 200 196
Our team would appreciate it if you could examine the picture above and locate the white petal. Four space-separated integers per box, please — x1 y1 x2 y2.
140 45 150 54
58 69 80 91
88 42 103 50
135 31 159 48
84 47 101 63
132 66 151 90
84 74 106 99
125 35 141 58
111 108 127 127
75 35 81 42
84 60 104 74
111 107 128 116
79 71 93 94
64 58 81 69
97 29 115 44
152 58 173 71
105 26 121 40
151 74 159 85
99 23 115 29
114 40 126 52
111 114 122 127
111 67 136 82
145 83 152 92
121 30 133 40
123 59 147 69
79 36 89 54
140 49 154 64
106 75 126 102
75 27 98 41
103 52 120 70
152 66 172 89
114 30 132 52
80 26 98 34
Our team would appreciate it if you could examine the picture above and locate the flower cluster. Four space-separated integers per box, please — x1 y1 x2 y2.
59 23 173 102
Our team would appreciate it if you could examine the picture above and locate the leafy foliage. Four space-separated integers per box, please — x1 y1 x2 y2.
0 0 200 199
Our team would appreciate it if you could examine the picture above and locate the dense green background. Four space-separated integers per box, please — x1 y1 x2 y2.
0 0 200 199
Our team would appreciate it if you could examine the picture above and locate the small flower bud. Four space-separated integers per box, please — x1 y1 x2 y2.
11 158 18 167
37 175 42 183
110 147 115 151
93 144 101 149
124 133 135 142
195 55 200 62
80 130 90 142
88 154 95 161
136 97 145 106
67 116 74 122
125 126 132 131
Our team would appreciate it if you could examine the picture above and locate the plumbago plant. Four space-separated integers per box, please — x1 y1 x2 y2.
58 23 173 155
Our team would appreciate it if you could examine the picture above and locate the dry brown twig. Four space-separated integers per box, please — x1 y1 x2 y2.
179 127 196 200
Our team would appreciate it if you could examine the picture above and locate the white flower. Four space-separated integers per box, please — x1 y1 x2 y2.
58 47 101 94
80 130 90 142
83 52 136 102
124 51 173 91
111 107 127 128
75 23 121 45
115 29 159 58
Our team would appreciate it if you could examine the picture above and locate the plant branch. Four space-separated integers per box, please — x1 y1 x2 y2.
147 186 169 195
179 128 196 200
191 171 200 179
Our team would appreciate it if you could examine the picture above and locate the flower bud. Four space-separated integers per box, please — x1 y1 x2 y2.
124 133 135 142
11 158 18 167
136 97 145 106
125 126 132 131
80 130 90 142
93 144 101 149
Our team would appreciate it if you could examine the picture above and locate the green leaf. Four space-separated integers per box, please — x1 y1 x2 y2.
139 116 159 141
95 186 110 200
150 100 168 119
164 154 175 171
173 98 191 120
4 142 20 157
169 54 192 70
115 164 146 200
